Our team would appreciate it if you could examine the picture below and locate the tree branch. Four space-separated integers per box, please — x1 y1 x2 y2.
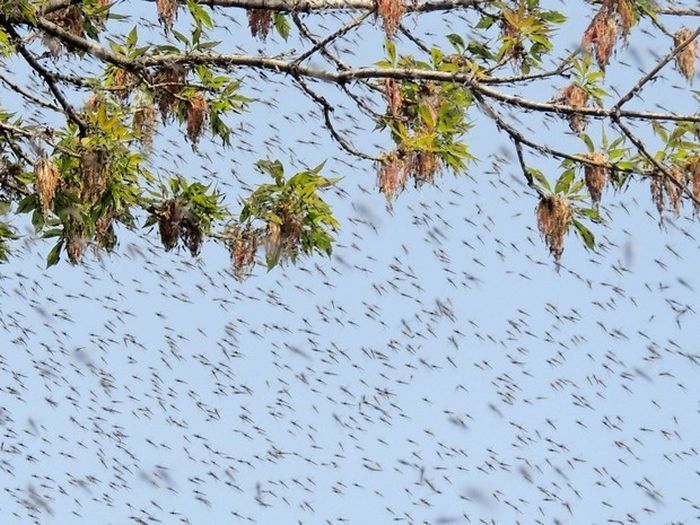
294 77 379 161
612 116 700 208
2 23 87 133
613 26 700 110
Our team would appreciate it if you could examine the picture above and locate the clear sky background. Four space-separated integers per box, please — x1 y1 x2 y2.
1 1 699 524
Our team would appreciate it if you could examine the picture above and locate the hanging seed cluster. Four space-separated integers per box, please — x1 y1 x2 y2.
80 146 110 204
42 6 84 56
247 10 272 40
667 166 685 215
65 217 87 265
113 68 133 100
379 82 443 201
377 0 405 38
152 200 204 257
647 161 700 221
156 0 178 31
227 225 259 279
686 156 700 213
554 84 589 132
133 101 158 151
34 158 60 216
383 79 402 117
536 195 571 265
673 28 698 81
0 159 23 201
153 66 186 121
46 6 84 37
186 92 209 145
584 152 608 208
94 207 116 251
582 0 636 69
377 154 409 204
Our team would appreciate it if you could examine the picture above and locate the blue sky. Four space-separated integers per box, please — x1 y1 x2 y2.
1 1 699 524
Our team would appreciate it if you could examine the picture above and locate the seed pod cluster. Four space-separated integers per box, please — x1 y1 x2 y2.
686 156 700 213
377 0 405 38
34 158 60 216
152 199 204 256
377 154 409 205
228 225 259 279
80 146 110 204
673 28 698 81
133 101 158 151
584 152 608 208
156 0 178 31
554 84 589 132
536 194 571 265
153 67 186 121
582 0 635 70
247 10 272 40
186 93 209 145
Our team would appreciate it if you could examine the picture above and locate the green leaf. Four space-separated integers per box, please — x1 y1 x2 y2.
528 168 551 192
475 16 495 30
46 239 63 268
580 133 595 153
385 38 397 64
572 219 595 251
31 209 45 232
446 34 465 52
0 200 10 215
272 13 290 41
16 193 36 214
126 26 138 49
555 169 575 194
541 11 566 24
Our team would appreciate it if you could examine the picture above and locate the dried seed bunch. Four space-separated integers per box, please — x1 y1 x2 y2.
186 92 209 145
47 6 84 37
95 208 116 251
665 165 685 216
179 215 203 257
64 217 87 265
584 152 608 208
0 159 23 201
410 150 441 188
133 101 158 150
156 0 178 31
113 68 133 100
383 78 403 117
649 173 665 221
42 5 84 56
554 84 589 132
582 5 618 69
80 146 110 204
377 0 405 38
155 199 183 251
34 158 60 215
264 221 282 267
152 66 186 120
377 154 409 204
685 155 700 213
247 10 272 40
536 194 571 264
615 0 635 41
228 225 258 279
673 28 697 81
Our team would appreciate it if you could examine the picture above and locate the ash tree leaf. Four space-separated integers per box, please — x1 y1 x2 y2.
46 239 63 268
272 13 290 41
572 219 595 251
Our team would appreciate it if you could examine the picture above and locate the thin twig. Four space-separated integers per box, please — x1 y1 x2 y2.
2 23 87 133
613 26 700 110
294 77 379 161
